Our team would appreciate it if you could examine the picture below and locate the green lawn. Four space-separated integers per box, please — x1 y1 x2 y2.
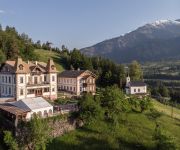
34 49 64 72
47 100 180 150
152 99 180 120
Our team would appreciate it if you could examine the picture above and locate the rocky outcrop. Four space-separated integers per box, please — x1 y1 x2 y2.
50 118 76 137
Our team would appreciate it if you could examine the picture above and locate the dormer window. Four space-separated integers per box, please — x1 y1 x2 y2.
51 65 55 70
19 64 23 70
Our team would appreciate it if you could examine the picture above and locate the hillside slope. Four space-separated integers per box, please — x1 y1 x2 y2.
48 100 180 150
81 19 180 63
34 49 64 72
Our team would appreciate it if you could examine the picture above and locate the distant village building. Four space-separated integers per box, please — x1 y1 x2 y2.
125 76 147 95
58 70 96 96
0 57 58 100
0 97 53 127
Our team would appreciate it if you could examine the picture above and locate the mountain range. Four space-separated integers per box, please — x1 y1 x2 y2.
81 19 180 63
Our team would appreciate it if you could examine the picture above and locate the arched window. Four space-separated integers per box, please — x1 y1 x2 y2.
31 112 36 118
49 109 52 116
44 110 48 117
37 111 42 117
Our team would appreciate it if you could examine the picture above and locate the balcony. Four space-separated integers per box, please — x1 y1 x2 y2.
26 81 50 87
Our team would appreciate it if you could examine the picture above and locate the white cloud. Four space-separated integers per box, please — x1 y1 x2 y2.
0 10 5 14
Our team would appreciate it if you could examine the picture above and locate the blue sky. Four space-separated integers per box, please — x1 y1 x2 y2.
0 0 180 49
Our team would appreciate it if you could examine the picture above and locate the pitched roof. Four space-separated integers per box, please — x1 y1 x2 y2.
0 61 15 73
15 57 30 73
0 103 29 115
129 81 146 87
58 70 86 78
6 61 15 66
46 58 58 73
0 58 57 74
11 97 52 111
58 70 96 78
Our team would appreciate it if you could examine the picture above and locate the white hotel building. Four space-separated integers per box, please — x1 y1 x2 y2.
0 57 58 100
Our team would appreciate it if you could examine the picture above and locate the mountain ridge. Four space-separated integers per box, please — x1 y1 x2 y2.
81 19 180 63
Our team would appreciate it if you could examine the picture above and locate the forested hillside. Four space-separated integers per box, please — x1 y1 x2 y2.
0 25 38 62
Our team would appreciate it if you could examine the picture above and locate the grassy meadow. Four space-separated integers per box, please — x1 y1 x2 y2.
34 49 64 72
47 100 180 150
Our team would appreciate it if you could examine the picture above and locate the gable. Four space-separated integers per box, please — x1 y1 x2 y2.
80 70 96 78
0 62 15 73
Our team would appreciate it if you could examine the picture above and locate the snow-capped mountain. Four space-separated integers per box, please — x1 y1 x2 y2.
150 19 180 27
81 19 180 63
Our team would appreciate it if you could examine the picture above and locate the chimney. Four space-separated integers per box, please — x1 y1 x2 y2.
35 61 38 65
27 60 30 64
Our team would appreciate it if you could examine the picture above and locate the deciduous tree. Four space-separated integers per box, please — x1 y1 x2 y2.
129 60 143 81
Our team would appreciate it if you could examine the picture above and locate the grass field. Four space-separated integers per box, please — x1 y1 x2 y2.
152 99 180 120
34 49 64 72
47 100 180 150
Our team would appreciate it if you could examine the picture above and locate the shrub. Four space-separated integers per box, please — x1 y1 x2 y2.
153 124 176 150
79 94 104 124
146 109 162 120
3 131 18 150
101 85 130 124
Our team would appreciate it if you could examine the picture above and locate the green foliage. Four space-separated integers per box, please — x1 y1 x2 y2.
0 24 38 61
128 96 153 113
34 49 64 71
0 49 6 63
79 94 104 123
118 64 126 88
101 85 130 123
128 96 141 112
61 48 126 87
139 97 153 113
129 60 143 81
159 85 169 97
47 110 180 150
3 131 18 150
151 82 170 98
146 109 162 121
153 124 176 150
26 115 52 150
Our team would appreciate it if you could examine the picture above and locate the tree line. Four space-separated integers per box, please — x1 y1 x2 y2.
0 25 39 62
0 25 60 63
59 48 143 87
0 25 143 89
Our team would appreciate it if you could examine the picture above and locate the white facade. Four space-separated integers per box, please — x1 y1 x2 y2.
58 77 77 93
11 97 53 120
0 58 58 100
58 70 96 96
125 76 147 95
15 73 57 100
126 86 147 95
